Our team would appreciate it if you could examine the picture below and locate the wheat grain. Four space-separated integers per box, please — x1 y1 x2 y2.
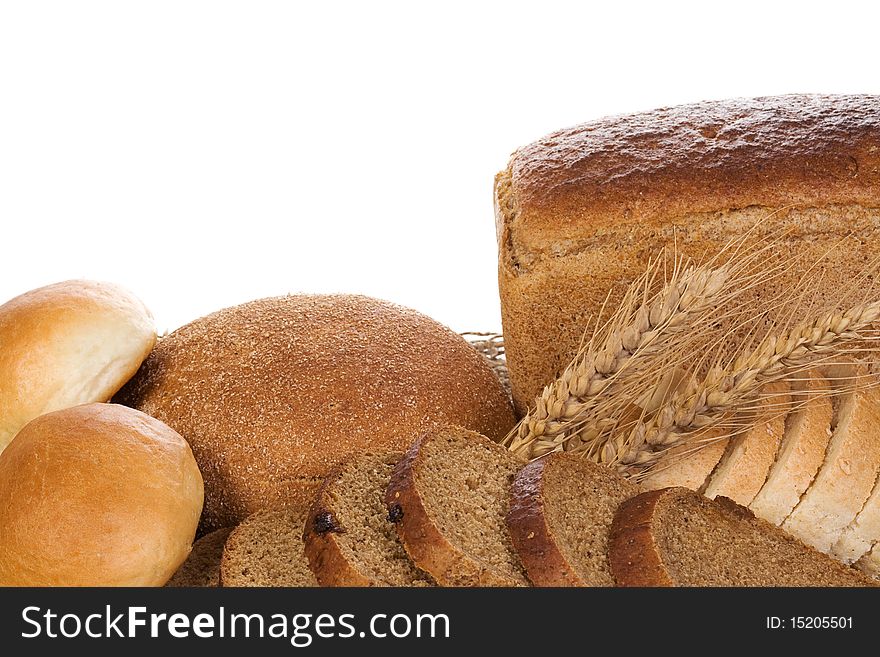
614 300 880 474
463 332 509 396
504 254 734 459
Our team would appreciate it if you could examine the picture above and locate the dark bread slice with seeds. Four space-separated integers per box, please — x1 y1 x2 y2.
385 426 530 586
220 506 317 587
610 487 877 586
507 452 640 586
304 452 433 586
165 527 232 587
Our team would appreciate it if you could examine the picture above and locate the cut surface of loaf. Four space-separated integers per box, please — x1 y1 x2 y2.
166 528 232 587
702 382 791 506
610 487 876 586
386 426 530 586
782 363 880 554
220 508 317 587
749 370 833 525
856 543 880 579
639 428 728 491
496 95 880 415
304 452 433 587
507 452 640 586
833 466 880 563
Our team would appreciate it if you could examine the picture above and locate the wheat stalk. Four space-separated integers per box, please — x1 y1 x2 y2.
463 332 510 396
609 300 880 474
503 226 821 461
504 254 734 459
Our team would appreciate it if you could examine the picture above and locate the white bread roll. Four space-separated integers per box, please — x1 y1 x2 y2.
0 403 204 586
0 280 156 455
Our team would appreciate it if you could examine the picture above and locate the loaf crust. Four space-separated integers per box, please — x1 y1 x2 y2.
608 490 676 587
498 94 880 252
506 457 584 586
496 95 880 414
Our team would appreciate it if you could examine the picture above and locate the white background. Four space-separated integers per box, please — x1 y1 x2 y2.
1 1 878 334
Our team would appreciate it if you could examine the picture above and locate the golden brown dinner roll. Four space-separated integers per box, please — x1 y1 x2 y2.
116 294 516 533
0 403 204 586
0 280 156 454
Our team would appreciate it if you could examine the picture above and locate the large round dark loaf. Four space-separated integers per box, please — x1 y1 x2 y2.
116 294 515 532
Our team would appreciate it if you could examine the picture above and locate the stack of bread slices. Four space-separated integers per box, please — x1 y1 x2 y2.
640 364 880 578
170 419 879 587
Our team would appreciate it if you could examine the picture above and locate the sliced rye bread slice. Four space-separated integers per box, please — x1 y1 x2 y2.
165 527 232 587
639 427 728 491
220 507 318 587
782 362 880 553
507 452 640 586
386 426 530 586
702 381 791 506
304 451 433 586
749 369 834 525
609 487 877 586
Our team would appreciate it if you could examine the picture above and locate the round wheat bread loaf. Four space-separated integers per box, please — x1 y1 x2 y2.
304 452 433 586
220 507 317 587
385 426 530 587
166 528 232 587
115 294 516 533
507 452 640 586
610 487 876 587
0 280 156 455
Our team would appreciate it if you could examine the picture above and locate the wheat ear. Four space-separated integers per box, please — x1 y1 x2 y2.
504 256 732 459
613 300 880 474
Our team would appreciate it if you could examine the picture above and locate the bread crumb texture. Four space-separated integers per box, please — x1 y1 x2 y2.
612 488 876 586
397 426 530 586
166 527 232 587
220 508 317 587
306 452 433 586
